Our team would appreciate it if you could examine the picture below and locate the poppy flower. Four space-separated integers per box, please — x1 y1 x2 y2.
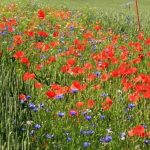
13 51 24 59
53 31 59 37
20 57 30 66
23 72 35 81
36 64 43 70
38 31 48 37
46 90 56 98
87 99 95 108
76 101 84 108
128 125 145 137
128 92 140 103
101 97 113 111
13 35 23 45
66 58 76 66
34 82 43 89
38 10 45 19
19 94 26 101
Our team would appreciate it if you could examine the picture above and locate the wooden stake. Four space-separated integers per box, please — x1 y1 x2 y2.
135 0 141 31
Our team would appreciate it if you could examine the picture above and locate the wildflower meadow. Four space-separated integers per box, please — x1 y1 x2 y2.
0 0 150 149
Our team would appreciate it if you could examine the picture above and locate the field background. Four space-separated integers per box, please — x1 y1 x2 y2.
1 0 150 150
1 0 150 12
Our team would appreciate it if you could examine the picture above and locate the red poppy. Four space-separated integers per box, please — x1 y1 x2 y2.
23 72 35 81
38 31 49 37
38 10 45 19
13 35 23 45
47 56 56 64
76 101 84 108
87 99 95 108
46 90 56 98
87 74 97 81
128 92 140 103
67 58 76 66
19 94 26 101
51 84 61 91
83 63 93 70
36 64 43 70
101 97 113 111
53 31 59 37
13 51 24 59
128 125 145 137
20 57 30 66
34 82 43 89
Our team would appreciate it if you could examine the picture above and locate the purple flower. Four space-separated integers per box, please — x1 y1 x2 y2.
26 95 31 100
29 103 36 109
69 110 77 116
144 139 150 145
58 112 65 117
34 124 41 130
55 94 64 100
100 135 112 143
95 71 101 77
33 107 38 112
128 103 135 109
83 142 91 148
71 88 78 93
100 115 106 120
66 137 72 142
80 130 94 135
85 115 92 121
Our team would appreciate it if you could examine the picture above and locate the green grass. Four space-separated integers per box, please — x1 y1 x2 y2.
1 0 150 12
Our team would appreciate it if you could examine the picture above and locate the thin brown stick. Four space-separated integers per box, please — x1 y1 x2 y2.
135 0 141 31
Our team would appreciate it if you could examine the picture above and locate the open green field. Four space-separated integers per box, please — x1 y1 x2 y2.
1 0 150 11
0 0 150 150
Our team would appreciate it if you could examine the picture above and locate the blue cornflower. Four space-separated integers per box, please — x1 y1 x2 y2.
144 139 150 145
69 110 77 116
83 142 91 148
95 71 101 77
128 103 135 109
33 107 38 112
26 95 31 100
100 135 112 143
55 94 64 100
100 115 106 120
82 110 88 116
85 115 92 121
80 130 94 135
71 88 79 93
34 124 41 130
66 137 72 142
86 130 94 135
58 112 65 117
29 103 36 109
